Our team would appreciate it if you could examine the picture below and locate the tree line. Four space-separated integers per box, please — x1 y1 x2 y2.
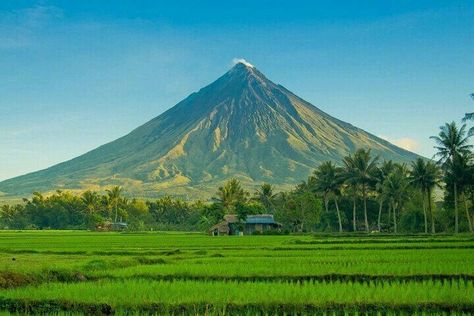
1 114 474 233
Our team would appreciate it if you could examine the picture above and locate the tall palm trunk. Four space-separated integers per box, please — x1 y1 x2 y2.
324 193 329 213
421 189 428 234
387 204 391 227
114 202 118 223
352 196 357 232
300 200 305 232
464 194 473 233
470 190 474 230
324 193 331 230
427 188 435 234
393 202 398 234
454 183 459 233
377 199 383 232
334 197 343 233
363 184 369 232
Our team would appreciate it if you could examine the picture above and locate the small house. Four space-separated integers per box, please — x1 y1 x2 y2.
112 222 128 231
96 221 128 231
209 214 282 236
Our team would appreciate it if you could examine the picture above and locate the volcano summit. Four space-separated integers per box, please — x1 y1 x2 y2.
0 61 419 198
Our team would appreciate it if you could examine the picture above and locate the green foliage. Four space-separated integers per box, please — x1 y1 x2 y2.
431 122 472 164
2 120 474 234
214 179 249 214
0 232 472 314
273 184 323 232
309 161 344 231
432 122 474 234
253 183 277 213
235 201 266 223
342 149 379 232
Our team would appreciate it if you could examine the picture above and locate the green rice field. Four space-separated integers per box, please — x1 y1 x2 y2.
0 231 473 315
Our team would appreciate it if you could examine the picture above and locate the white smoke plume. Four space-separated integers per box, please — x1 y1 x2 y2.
232 58 254 68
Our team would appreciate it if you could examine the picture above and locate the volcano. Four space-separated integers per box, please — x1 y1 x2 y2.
0 61 420 198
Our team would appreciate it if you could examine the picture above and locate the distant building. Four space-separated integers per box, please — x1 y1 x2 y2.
111 222 128 231
209 214 282 236
96 221 128 231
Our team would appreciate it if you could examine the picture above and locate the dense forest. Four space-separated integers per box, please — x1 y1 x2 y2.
1 118 474 234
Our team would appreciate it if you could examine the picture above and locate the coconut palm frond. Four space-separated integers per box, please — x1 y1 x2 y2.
462 112 474 122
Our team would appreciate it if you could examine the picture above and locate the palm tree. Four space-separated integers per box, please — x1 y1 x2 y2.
425 161 442 234
409 159 442 234
432 122 472 161
375 160 395 231
344 184 359 232
382 171 410 234
409 159 429 233
106 186 123 223
431 122 472 233
464 187 474 234
311 162 331 214
342 149 379 232
444 153 474 233
462 93 474 136
81 190 100 214
294 180 321 232
312 161 344 232
214 178 249 213
254 183 277 213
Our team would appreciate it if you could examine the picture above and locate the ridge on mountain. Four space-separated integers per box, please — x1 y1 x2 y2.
0 61 420 199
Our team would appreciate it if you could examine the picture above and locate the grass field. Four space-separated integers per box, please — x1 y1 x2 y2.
0 232 473 315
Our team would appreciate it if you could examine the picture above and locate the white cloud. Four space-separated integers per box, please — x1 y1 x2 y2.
393 138 421 152
232 58 254 68
379 135 421 153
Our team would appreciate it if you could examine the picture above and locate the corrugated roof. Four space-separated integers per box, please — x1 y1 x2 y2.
217 214 278 225
245 214 276 224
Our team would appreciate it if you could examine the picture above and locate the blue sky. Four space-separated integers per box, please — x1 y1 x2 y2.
0 1 473 181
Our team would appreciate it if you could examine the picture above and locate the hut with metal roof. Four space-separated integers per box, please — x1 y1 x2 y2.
209 214 281 236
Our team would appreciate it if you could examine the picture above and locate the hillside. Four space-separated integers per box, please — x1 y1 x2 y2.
0 62 420 199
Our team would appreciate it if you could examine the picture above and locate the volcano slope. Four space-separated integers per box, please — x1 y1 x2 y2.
0 62 419 198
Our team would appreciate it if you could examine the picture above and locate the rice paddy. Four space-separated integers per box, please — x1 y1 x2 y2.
0 231 473 315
